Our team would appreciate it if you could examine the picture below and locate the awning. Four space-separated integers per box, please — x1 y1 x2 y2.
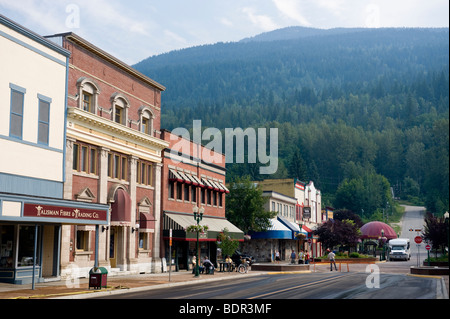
201 178 214 189
301 225 312 233
250 218 292 239
277 216 306 239
163 211 244 241
184 173 199 186
169 169 184 183
139 212 155 231
220 182 230 193
110 188 131 226
177 171 192 184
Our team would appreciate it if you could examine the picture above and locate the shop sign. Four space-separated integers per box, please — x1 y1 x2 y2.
303 207 311 219
23 203 108 222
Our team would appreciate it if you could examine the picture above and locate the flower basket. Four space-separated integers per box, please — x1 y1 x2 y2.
186 225 209 233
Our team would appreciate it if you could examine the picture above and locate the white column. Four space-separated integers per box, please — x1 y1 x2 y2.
151 163 162 273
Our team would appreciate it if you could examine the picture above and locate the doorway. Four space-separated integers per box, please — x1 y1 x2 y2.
41 225 60 279
109 227 117 268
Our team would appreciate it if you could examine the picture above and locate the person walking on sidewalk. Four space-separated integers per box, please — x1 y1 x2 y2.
327 249 337 271
290 250 296 264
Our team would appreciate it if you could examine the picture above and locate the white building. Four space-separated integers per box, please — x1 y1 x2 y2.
0 15 108 284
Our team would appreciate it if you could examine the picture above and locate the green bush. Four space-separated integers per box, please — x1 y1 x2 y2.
349 252 360 258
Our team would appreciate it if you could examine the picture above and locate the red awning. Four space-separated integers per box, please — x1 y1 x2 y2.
111 188 131 225
139 212 155 230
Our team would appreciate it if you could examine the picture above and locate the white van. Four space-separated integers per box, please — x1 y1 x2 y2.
388 238 411 261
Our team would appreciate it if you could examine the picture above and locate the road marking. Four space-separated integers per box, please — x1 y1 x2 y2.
248 273 360 299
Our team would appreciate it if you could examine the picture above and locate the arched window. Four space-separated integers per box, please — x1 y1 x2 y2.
111 93 130 125
76 78 100 114
138 106 154 136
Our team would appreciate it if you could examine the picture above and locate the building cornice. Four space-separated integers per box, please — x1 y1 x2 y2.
46 32 165 92
67 107 169 159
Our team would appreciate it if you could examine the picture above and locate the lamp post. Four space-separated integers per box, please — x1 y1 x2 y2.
444 211 449 266
193 205 204 277
298 220 304 254
380 229 387 261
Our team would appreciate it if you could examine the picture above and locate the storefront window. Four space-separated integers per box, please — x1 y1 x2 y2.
18 226 40 267
139 232 147 250
76 230 89 251
0 225 14 269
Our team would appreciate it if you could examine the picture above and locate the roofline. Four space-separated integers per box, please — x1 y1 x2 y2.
0 14 71 57
45 32 166 91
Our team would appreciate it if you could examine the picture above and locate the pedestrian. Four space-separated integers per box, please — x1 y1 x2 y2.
290 250 296 264
298 250 304 264
275 250 280 263
191 255 197 274
304 250 309 264
327 249 337 271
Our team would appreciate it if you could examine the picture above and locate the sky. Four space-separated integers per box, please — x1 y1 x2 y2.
0 0 448 65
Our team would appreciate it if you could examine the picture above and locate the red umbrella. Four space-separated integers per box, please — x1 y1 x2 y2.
360 221 397 240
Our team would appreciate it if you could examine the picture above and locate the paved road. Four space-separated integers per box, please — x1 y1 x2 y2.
94 205 448 301
95 271 444 299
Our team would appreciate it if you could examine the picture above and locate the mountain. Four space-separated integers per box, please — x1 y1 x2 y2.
134 27 448 112
239 26 368 42
133 27 449 215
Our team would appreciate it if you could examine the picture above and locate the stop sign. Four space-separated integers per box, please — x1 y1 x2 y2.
414 236 423 244
425 244 431 251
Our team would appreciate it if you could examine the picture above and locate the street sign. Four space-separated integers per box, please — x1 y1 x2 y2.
425 244 431 251
414 236 423 244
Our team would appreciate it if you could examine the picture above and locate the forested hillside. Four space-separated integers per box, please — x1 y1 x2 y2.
134 27 449 216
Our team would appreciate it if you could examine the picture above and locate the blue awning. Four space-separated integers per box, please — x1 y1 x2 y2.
250 218 292 239
277 217 308 239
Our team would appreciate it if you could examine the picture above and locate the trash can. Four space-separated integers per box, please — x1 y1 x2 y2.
89 267 108 289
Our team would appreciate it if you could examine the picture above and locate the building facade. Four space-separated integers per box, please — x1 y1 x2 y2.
0 16 108 284
44 32 169 278
242 191 301 262
254 178 324 259
160 130 243 270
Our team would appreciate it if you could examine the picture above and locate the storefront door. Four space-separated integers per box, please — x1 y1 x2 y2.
109 228 116 268
41 225 60 278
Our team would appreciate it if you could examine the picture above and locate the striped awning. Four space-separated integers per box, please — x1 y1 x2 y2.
163 211 244 241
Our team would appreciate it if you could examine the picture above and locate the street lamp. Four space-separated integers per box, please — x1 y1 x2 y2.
193 205 204 277
444 211 449 265
380 229 387 261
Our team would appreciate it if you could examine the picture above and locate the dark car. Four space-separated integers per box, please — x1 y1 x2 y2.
231 250 255 265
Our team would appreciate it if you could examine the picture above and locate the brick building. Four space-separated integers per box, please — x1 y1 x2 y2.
160 130 243 270
44 32 169 277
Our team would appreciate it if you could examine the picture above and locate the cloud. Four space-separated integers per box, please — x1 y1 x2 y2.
75 0 150 36
220 17 234 27
242 7 279 31
272 0 311 26
163 29 188 45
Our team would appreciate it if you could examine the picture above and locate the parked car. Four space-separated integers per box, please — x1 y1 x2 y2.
231 250 255 265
